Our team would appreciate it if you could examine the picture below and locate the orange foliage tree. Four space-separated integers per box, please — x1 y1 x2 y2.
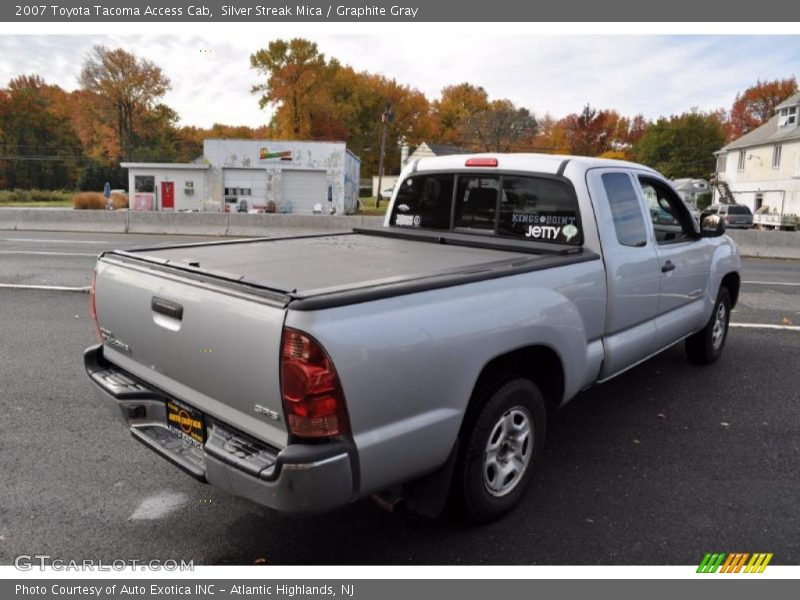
728 77 798 140
79 45 171 161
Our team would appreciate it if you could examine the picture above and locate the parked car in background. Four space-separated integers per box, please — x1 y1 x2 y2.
705 203 754 229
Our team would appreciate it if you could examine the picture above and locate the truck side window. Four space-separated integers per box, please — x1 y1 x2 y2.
637 177 696 244
389 174 454 229
498 176 582 244
602 173 648 247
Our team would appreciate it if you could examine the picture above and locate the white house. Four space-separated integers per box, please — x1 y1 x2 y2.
671 178 709 205
371 142 467 197
713 92 800 218
122 139 361 214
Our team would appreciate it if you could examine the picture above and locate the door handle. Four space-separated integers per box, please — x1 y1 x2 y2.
151 296 183 320
661 260 676 273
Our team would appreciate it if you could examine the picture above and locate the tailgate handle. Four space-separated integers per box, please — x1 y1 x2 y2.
151 297 183 320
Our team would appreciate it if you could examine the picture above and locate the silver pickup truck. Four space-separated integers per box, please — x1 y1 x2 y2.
85 154 740 522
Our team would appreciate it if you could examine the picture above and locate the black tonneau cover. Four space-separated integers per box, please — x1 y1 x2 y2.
106 229 598 310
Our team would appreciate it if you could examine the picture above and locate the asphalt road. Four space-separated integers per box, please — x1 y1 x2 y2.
0 230 798 566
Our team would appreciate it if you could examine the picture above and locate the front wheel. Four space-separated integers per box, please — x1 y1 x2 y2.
453 377 546 523
685 287 731 365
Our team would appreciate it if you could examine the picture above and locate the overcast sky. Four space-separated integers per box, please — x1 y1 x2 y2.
0 34 798 128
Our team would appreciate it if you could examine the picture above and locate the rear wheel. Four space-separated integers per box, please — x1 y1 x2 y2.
685 287 731 365
453 376 546 523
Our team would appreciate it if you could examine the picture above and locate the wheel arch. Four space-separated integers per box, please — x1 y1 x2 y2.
721 271 740 308
463 344 565 432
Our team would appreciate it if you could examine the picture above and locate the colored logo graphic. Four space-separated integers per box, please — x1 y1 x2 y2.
259 148 293 161
697 552 773 573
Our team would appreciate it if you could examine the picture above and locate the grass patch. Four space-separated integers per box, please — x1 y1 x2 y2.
356 198 389 216
0 189 74 203
0 200 73 207
0 188 129 209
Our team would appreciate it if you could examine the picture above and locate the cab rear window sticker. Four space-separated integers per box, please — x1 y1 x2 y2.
562 224 579 242
523 223 580 242
524 225 562 240
395 214 421 227
511 212 577 226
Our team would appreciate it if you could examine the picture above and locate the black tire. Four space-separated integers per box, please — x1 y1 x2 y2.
452 376 546 523
685 287 731 365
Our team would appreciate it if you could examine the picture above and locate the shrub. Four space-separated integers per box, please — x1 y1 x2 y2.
78 161 127 191
696 191 712 211
72 192 107 210
110 192 128 209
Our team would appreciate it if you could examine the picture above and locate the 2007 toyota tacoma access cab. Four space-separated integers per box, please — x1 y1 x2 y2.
85 154 740 522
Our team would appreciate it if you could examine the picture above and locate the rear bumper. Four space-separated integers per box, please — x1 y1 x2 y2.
84 344 354 514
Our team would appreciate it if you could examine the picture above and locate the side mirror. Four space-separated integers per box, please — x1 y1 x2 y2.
699 211 725 237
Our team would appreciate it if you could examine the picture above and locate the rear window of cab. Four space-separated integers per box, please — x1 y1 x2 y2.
389 172 583 245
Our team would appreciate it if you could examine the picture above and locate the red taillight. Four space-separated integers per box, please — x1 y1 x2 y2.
465 157 498 167
89 271 102 342
281 327 348 439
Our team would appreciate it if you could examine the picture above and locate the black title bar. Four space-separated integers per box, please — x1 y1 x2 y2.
2 0 798 22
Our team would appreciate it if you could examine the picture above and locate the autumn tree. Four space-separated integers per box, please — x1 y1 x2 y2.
728 77 798 140
66 89 120 163
250 39 330 138
462 99 537 152
250 39 433 175
633 109 726 179
431 83 489 145
0 75 83 189
554 104 617 156
79 46 171 161
322 66 432 175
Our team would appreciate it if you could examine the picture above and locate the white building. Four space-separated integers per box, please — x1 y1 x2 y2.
122 139 361 214
713 92 800 217
370 142 467 197
119 163 210 212
671 178 709 205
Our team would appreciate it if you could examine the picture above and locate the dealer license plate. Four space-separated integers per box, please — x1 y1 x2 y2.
166 399 205 447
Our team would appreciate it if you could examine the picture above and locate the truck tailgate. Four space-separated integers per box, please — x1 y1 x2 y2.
94 256 289 449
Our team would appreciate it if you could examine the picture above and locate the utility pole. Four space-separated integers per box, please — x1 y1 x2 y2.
375 102 393 209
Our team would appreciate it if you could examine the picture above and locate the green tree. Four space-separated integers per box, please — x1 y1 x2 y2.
695 191 712 211
633 109 726 179
132 103 181 161
77 160 126 191
79 46 171 161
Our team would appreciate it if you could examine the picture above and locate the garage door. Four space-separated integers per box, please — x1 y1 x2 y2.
223 169 267 200
281 170 327 213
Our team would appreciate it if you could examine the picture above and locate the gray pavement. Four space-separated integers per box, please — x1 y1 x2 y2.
0 231 798 566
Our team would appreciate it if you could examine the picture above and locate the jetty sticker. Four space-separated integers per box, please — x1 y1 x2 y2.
524 225 561 240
